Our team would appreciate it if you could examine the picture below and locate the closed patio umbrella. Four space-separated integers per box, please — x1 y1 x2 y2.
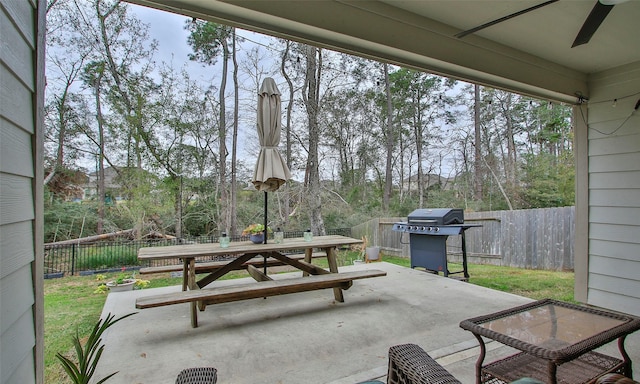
252 77 291 244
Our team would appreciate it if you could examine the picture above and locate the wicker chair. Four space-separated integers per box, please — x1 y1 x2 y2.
364 345 639 384
386 344 461 384
595 374 639 384
175 367 217 384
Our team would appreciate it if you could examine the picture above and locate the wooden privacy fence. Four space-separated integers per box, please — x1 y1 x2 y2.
352 206 575 271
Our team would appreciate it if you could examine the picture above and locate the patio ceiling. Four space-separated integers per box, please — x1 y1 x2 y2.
127 0 640 103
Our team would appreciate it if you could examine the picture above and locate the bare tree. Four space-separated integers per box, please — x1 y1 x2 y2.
382 63 394 211
229 29 240 237
302 45 325 235
280 40 296 228
186 20 233 233
474 84 483 200
44 0 93 184
82 61 107 233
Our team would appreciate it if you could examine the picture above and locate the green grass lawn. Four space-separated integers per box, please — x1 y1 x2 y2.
381 255 575 302
45 253 574 383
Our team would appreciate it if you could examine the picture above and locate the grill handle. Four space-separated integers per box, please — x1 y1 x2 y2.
408 219 438 224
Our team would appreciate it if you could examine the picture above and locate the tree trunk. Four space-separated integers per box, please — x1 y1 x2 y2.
413 91 425 208
399 138 406 202
281 41 295 228
503 94 517 191
474 84 483 200
382 63 394 212
46 83 72 187
229 29 239 237
303 45 325 235
219 38 229 233
174 174 183 239
92 69 106 235
55 90 68 172
481 154 513 210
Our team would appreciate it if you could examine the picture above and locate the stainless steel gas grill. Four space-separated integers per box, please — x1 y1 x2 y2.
392 208 479 279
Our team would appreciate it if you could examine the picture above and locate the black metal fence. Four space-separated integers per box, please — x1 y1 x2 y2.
44 228 352 278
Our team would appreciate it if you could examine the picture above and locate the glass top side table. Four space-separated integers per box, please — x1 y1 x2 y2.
460 299 640 384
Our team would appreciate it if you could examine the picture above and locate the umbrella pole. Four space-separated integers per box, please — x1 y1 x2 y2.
264 191 268 244
264 191 268 275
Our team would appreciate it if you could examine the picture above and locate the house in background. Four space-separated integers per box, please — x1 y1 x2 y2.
81 167 126 202
401 173 455 192
1 1 638 383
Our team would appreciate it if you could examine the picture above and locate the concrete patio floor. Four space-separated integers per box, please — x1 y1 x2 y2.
96 262 640 384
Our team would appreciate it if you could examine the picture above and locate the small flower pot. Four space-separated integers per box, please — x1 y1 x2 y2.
106 279 136 292
250 234 264 244
366 246 381 261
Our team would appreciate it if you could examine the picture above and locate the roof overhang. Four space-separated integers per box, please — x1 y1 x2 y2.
127 0 640 104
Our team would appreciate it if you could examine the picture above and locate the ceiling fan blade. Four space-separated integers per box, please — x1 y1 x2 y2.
571 1 615 47
455 0 558 38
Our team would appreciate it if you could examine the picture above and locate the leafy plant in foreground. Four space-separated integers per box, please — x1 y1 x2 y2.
56 312 136 384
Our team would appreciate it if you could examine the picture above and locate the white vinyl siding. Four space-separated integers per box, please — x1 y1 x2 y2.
587 61 640 316
0 0 43 383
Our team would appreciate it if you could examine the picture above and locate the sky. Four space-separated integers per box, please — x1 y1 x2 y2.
127 4 310 180
129 3 283 85
129 4 211 83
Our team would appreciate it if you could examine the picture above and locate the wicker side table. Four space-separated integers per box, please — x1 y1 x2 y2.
481 350 624 384
460 299 640 384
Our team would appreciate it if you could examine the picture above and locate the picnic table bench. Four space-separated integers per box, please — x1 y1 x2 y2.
136 270 387 308
135 235 386 327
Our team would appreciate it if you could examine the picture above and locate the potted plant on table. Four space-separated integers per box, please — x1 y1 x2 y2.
242 223 271 244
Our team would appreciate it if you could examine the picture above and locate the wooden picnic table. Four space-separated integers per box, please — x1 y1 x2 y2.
136 235 386 327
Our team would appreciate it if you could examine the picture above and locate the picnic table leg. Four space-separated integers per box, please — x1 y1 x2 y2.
325 247 344 302
187 258 198 328
182 258 189 291
303 248 313 277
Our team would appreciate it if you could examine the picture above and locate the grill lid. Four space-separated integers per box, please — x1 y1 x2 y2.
407 208 464 225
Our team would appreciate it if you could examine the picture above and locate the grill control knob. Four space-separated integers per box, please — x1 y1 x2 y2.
427 227 433 232
434 227 440 232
